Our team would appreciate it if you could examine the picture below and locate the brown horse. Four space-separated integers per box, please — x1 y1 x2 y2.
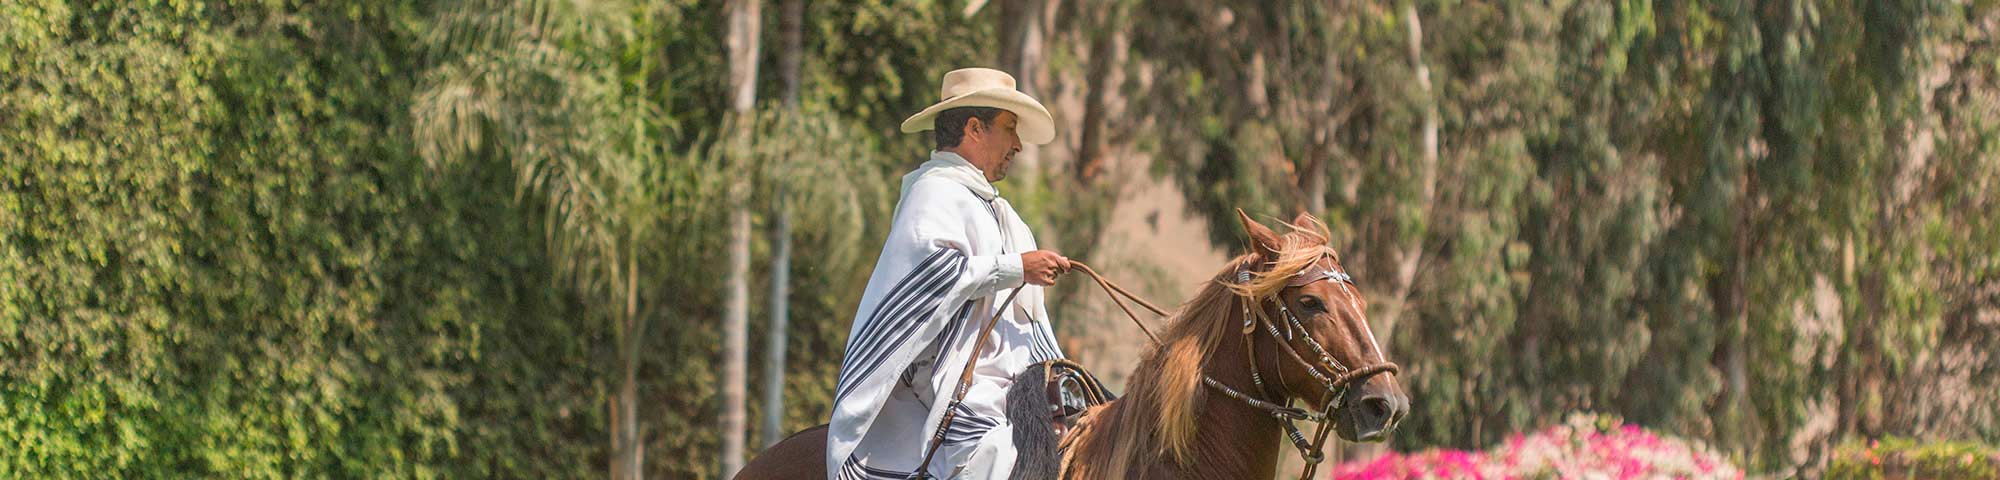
736 211 1408 479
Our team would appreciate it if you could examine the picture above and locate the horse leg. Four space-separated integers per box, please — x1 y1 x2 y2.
733 424 828 480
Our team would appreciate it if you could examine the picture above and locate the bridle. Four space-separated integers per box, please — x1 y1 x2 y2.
1212 254 1398 478
1070 255 1399 480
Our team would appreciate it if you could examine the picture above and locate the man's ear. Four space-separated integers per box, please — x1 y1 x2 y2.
1237 209 1282 263
964 116 986 140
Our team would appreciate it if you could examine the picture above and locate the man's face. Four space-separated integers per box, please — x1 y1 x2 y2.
965 111 1022 182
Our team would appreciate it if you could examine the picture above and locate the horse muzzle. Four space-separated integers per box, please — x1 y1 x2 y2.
1336 373 1409 442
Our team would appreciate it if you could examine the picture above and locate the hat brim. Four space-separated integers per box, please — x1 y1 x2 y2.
899 88 1056 145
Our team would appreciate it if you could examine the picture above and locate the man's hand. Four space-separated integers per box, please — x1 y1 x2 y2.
1022 250 1071 286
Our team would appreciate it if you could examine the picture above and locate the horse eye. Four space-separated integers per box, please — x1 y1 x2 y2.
1299 296 1327 313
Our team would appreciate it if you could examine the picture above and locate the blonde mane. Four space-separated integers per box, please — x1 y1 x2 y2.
1067 217 1335 475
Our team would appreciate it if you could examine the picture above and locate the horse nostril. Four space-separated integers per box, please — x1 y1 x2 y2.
1362 396 1392 422
1351 390 1408 442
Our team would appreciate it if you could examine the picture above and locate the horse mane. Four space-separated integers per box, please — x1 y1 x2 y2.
1072 216 1334 475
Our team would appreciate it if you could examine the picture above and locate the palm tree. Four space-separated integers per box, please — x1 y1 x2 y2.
761 0 807 450
408 1 674 478
720 0 762 477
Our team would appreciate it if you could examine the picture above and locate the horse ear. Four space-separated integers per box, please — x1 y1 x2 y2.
1236 208 1282 261
1291 211 1317 228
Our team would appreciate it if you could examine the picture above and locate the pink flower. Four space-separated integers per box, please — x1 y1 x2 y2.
1327 413 1741 480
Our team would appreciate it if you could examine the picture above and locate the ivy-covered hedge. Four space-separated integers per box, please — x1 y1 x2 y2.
1 1 598 476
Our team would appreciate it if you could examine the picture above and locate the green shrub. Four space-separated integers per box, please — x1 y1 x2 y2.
1827 437 2000 480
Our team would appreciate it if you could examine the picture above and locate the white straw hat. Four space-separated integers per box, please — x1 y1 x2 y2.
899 68 1055 145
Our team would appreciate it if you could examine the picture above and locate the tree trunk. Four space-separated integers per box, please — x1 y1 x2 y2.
761 198 792 448
618 251 643 479
761 0 802 450
1711 167 1755 453
998 0 1044 95
722 209 752 478
779 0 804 109
609 392 621 479
998 0 1045 172
1074 17 1118 182
726 0 763 114
1378 3 1438 342
1301 143 1327 215
721 0 761 476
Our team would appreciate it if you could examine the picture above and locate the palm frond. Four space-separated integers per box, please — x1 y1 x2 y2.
411 0 658 302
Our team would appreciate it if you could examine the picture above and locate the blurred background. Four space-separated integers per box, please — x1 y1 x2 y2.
5 0 1999 478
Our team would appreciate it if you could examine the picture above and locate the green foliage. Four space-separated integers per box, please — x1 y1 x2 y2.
1120 0 2000 473
1 0 563 476
1827 438 2000 480
6 0 1998 477
1 0 965 477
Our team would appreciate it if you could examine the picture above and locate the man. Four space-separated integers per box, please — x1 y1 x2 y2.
827 68 1070 480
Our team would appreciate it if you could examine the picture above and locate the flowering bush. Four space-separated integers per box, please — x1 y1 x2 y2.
1330 413 1743 479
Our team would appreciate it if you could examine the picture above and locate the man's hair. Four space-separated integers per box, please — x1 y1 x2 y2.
934 106 1004 149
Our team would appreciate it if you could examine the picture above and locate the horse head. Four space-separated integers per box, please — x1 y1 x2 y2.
1234 210 1409 443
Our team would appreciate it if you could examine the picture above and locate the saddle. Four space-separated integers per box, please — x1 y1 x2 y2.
1005 359 1114 480
1036 359 1115 427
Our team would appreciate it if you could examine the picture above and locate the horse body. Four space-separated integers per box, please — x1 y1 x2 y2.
1054 253 1308 480
1058 345 1290 480
736 364 1288 480
736 365 1288 480
736 212 1406 480
733 424 827 479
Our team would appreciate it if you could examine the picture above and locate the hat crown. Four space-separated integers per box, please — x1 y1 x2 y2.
939 68 1017 99
899 66 1053 144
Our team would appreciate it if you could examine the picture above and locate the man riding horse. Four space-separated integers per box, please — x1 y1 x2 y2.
826 67 1070 480
740 67 1411 480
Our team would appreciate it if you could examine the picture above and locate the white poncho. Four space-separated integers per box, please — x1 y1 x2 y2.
828 151 1065 480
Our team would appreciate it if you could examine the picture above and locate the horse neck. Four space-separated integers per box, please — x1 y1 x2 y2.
1178 317 1291 479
